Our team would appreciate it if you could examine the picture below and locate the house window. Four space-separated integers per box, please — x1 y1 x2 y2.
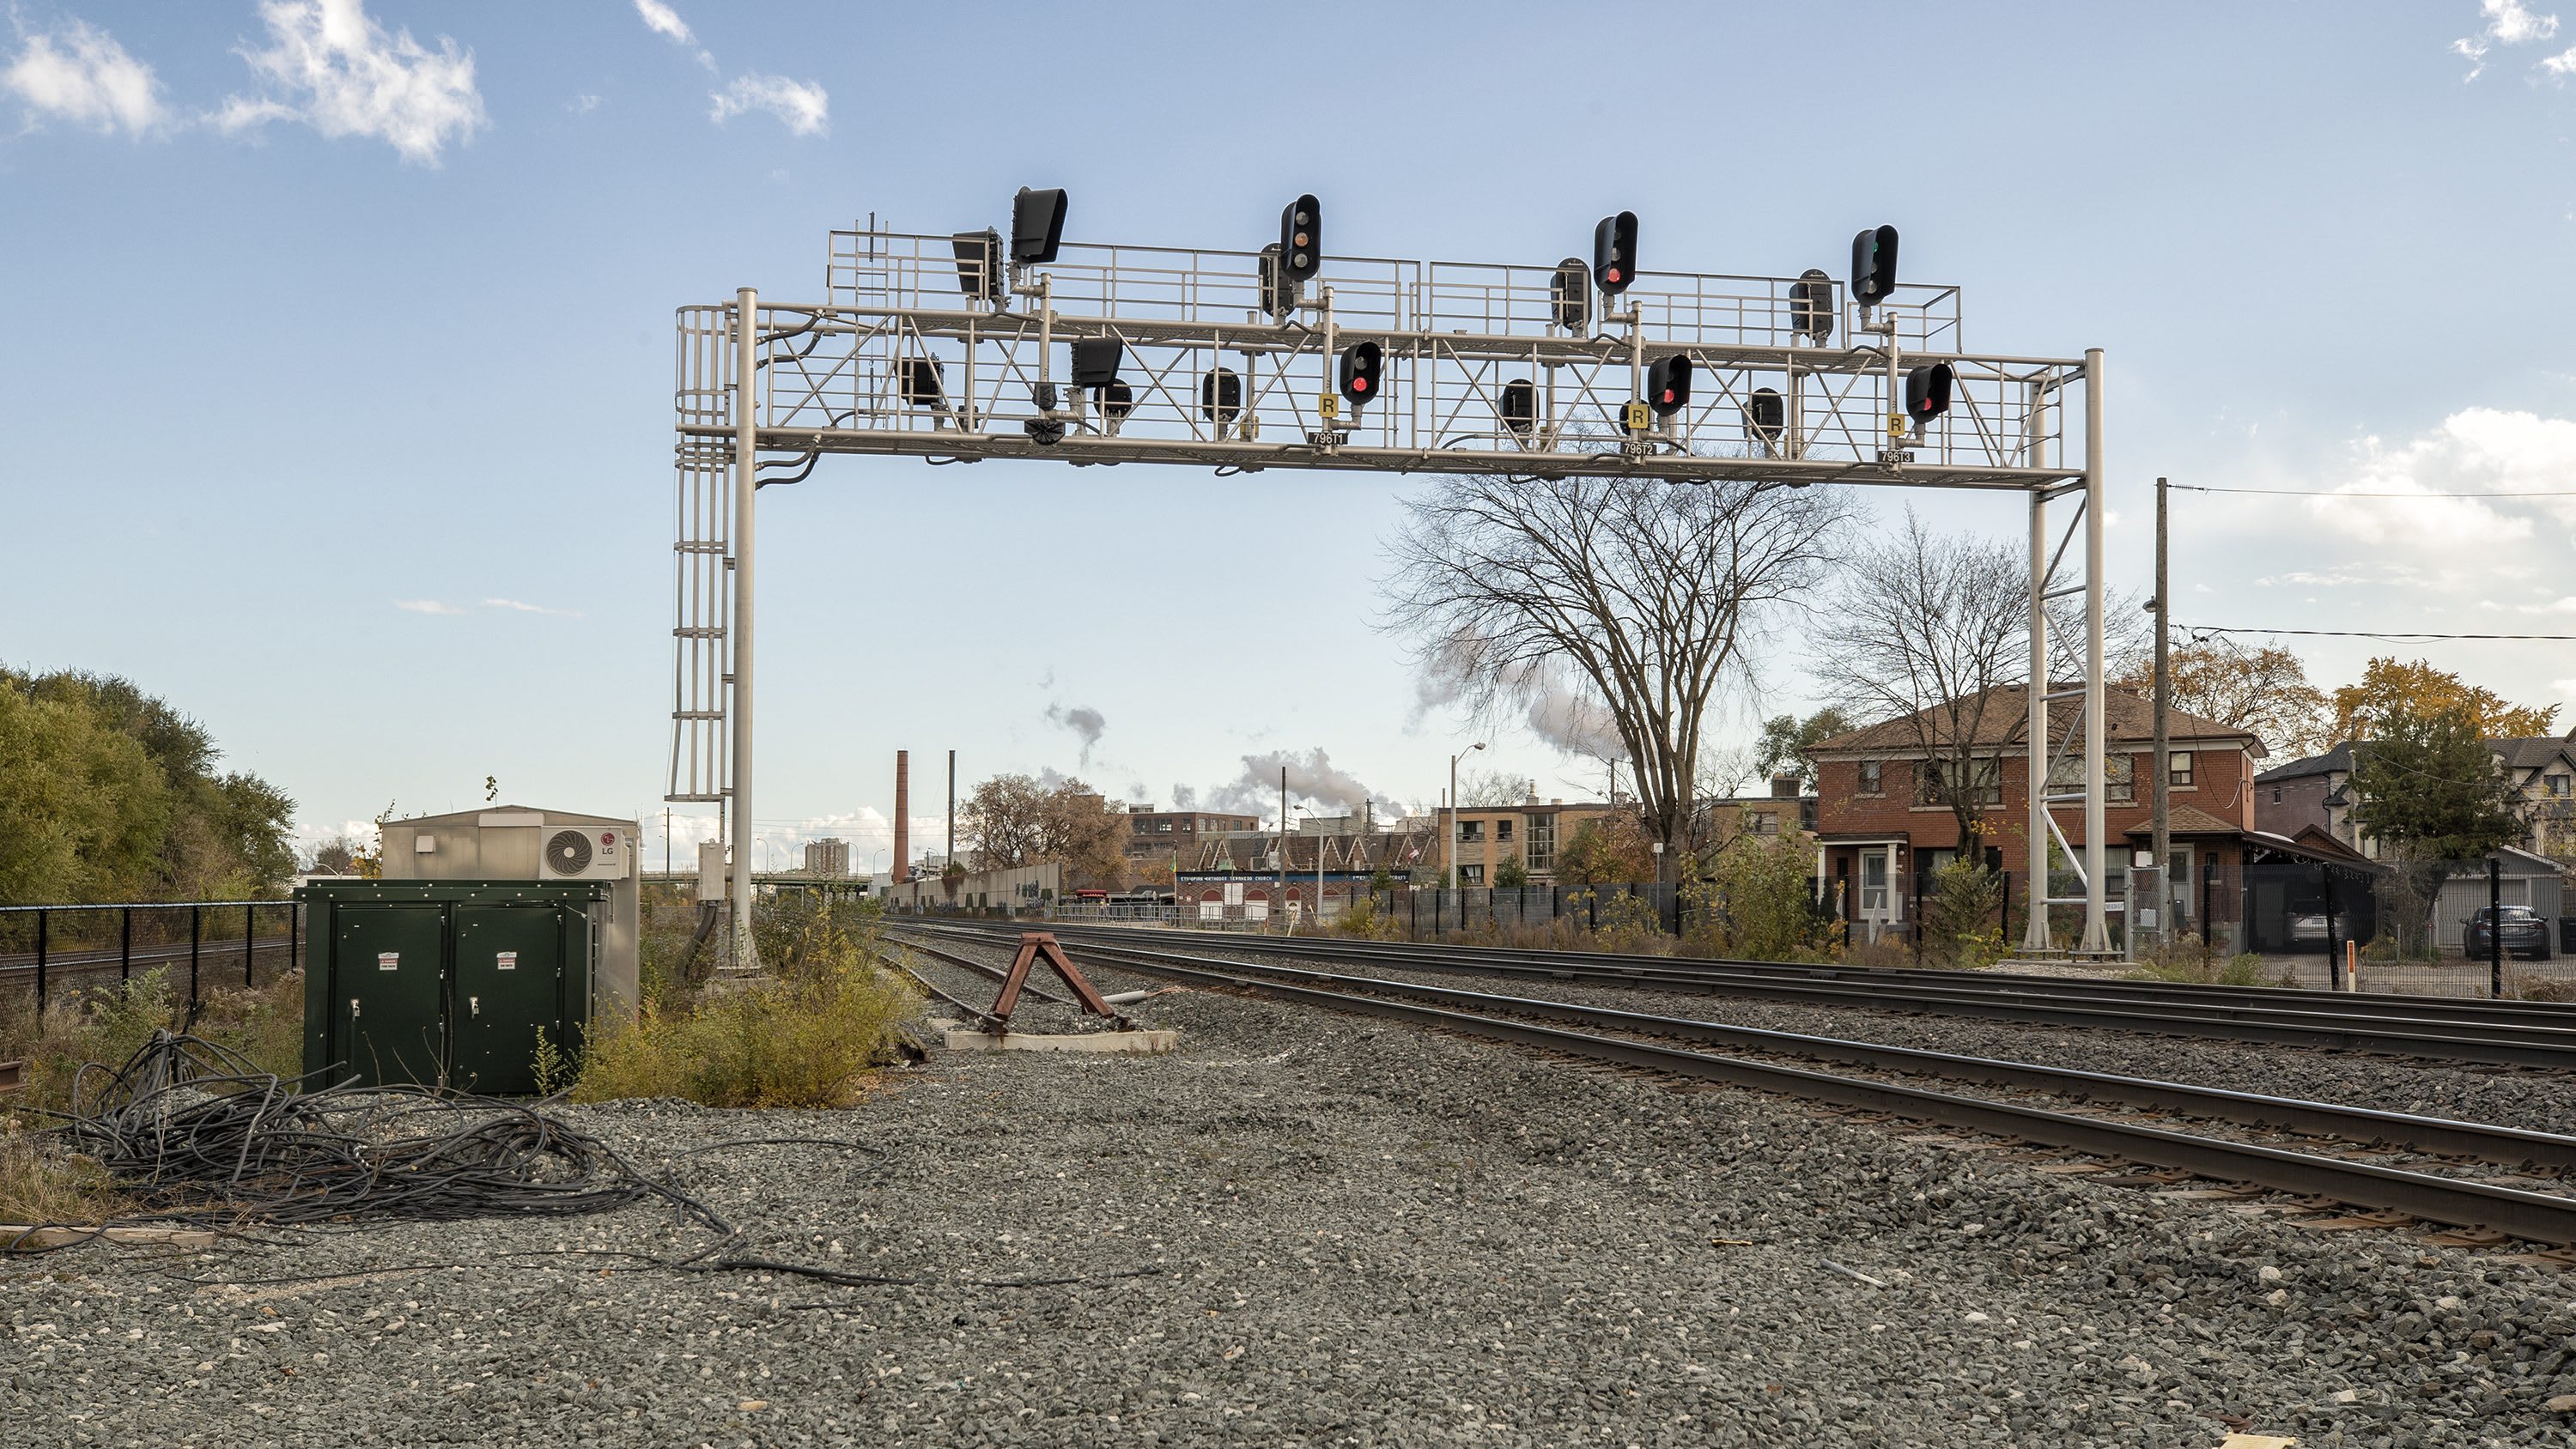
2168 751 2194 789
1497 819 1514 842
1746 810 1778 835
1858 761 1884 795
1458 821 1484 843
1460 864 1485 886
2272 785 2281 804
2548 773 2572 799
2046 755 2135 803
1919 758 2003 808
1527 814 1556 872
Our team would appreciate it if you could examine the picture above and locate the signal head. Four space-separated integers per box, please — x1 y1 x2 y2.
1200 367 1242 426
1070 337 1122 389
1788 268 1835 344
1550 258 1591 333
1645 355 1692 417
1850 224 1899 307
1279 194 1322 282
1744 387 1786 445
1338 340 1385 408
1499 378 1538 435
898 356 945 409
1012 187 1069 265
1905 361 1953 430
951 228 1004 304
1593 211 1638 295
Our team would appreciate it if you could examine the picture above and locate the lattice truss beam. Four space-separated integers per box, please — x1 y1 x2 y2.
674 229 2087 491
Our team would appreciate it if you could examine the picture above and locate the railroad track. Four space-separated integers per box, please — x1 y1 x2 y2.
927 918 2576 1070
0 936 288 981
890 920 2576 1247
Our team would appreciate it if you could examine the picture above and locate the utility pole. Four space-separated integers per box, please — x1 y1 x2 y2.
946 749 957 872
1277 766 1289 931
2151 474 2172 950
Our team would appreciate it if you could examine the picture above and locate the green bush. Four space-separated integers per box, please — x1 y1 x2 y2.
1684 833 1838 962
1918 858 2007 970
572 900 920 1108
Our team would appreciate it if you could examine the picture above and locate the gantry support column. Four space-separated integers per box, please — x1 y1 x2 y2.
729 287 761 971
2022 484 2053 953
2078 349 2111 955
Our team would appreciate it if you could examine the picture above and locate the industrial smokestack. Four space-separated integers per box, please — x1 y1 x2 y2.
893 751 910 884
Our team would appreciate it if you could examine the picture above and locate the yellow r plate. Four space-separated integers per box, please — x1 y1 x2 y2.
1318 394 1340 421
1625 401 1649 432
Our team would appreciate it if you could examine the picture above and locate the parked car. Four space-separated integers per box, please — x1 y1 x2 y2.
2464 906 2551 961
2286 911 2343 947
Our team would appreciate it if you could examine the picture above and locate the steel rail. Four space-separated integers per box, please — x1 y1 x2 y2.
888 925 2576 1246
1018 919 2576 1024
894 926 2576 1170
961 920 2576 1069
0 937 287 976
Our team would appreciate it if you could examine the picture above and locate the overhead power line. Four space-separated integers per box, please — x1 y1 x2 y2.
2183 624 2576 642
2170 484 2576 499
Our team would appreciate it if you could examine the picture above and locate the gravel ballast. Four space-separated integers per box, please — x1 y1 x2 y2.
7 943 2573 1447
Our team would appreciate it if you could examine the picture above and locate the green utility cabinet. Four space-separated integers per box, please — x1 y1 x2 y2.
297 880 604 1095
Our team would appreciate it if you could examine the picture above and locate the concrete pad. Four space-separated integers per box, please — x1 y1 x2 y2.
940 1027 1179 1054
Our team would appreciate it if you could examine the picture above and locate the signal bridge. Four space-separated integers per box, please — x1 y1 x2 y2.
671 197 2116 963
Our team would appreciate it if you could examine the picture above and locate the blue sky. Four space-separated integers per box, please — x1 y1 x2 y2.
6 1 2576 874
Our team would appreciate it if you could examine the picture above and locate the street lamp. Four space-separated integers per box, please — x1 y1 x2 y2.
1449 743 1486 889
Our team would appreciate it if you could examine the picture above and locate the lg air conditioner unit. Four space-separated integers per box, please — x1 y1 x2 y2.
540 825 630 882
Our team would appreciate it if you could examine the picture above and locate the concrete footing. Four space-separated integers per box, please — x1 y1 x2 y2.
936 1025 1179 1054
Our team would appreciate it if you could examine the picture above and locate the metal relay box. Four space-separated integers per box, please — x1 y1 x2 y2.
295 879 605 1094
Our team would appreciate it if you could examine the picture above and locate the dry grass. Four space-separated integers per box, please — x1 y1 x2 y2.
572 900 922 1109
0 968 304 1116
0 1118 125 1229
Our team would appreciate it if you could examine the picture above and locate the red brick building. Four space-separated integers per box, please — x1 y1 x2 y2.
1807 685 2355 946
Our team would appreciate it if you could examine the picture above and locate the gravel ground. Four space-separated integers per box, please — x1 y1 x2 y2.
6 944 2574 1447
1108 932 2576 1135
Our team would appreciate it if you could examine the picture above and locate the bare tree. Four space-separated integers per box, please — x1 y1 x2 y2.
959 773 1127 887
1382 473 1848 883
1812 509 2147 846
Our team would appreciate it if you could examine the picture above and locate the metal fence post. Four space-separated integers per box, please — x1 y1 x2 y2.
2323 871 2341 992
120 906 132 983
189 904 202 1008
289 900 299 978
2493 857 2506 999
246 901 258 987
34 909 47 1018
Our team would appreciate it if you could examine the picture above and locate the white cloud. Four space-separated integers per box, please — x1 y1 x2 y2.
2302 411 2553 547
708 72 827 136
217 0 486 166
483 597 581 617
3 18 167 136
633 0 696 46
568 93 601 114
393 598 464 615
2457 0 2562 77
2546 45 2576 74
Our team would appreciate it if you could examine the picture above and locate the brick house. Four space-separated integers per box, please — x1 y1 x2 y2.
2256 736 2576 863
1807 685 2360 947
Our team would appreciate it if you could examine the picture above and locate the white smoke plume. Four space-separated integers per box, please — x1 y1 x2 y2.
1207 749 1381 818
1045 703 1106 767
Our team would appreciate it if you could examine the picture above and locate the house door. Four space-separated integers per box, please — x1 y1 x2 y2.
1860 852 1890 918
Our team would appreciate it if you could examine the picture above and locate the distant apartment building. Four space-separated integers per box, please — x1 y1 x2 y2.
802 838 850 877
1443 797 1618 886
